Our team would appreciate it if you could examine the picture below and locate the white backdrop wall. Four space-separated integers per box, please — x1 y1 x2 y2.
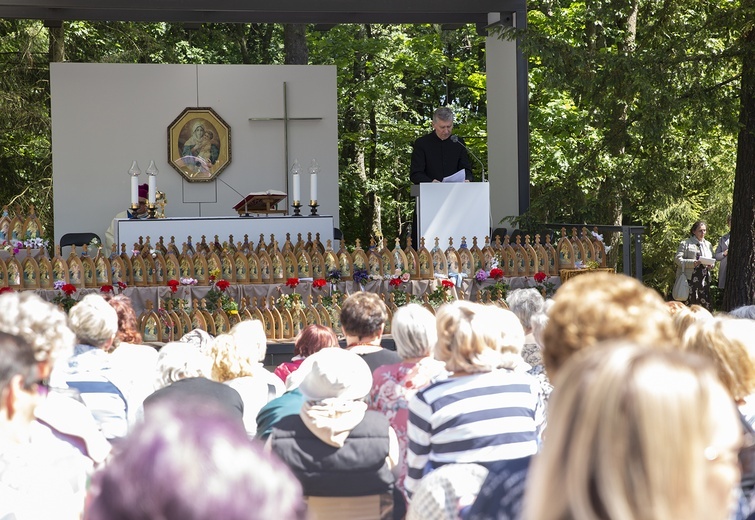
50 63 339 248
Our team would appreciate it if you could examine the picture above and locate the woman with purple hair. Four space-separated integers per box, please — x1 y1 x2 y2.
85 401 307 520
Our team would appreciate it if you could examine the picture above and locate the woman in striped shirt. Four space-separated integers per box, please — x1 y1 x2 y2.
405 301 545 497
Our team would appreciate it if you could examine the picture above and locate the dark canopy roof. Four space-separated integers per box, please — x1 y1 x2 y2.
0 0 524 24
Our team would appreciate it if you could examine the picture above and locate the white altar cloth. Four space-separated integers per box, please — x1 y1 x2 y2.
115 215 335 252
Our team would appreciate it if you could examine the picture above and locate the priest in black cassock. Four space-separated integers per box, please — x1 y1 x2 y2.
410 107 473 184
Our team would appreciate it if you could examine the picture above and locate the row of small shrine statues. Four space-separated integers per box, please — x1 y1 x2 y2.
0 226 607 290
136 284 510 344
0 204 44 244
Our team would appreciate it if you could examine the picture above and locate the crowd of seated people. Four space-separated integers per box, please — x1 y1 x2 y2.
4 272 755 520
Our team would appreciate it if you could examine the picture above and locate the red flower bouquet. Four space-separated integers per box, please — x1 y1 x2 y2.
489 268 504 280
286 278 300 289
441 279 455 289
389 277 402 287
534 271 547 284
216 280 231 292
100 285 114 294
167 279 180 293
312 278 327 289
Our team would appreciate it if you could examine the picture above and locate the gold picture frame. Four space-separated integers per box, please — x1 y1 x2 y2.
167 107 231 183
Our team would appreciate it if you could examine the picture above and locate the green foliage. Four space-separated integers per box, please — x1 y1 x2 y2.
0 10 750 304
308 24 487 246
518 0 743 294
0 19 54 240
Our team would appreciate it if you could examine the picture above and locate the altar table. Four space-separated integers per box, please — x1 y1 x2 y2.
114 215 335 252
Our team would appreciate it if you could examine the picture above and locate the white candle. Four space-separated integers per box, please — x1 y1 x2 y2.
310 172 318 202
148 175 157 205
131 175 139 206
293 173 301 203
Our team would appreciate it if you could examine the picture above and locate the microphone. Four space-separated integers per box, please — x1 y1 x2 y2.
451 135 486 182
216 177 251 217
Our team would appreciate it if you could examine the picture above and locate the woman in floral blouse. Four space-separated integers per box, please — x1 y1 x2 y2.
367 304 447 502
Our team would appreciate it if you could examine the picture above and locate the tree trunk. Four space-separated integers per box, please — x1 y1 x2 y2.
284 24 308 65
722 11 755 311
49 24 65 62
368 106 382 240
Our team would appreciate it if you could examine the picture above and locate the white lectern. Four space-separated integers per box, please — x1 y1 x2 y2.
411 183 491 248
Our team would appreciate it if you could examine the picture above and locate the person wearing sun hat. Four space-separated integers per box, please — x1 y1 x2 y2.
105 183 149 257
269 348 400 520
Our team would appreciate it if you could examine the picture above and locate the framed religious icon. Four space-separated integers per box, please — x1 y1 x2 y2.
167 107 231 182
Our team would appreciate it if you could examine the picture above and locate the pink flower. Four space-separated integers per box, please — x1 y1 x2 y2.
401 272 411 283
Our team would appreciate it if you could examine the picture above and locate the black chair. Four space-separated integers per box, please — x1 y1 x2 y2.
60 232 101 250
333 227 343 241
491 227 507 242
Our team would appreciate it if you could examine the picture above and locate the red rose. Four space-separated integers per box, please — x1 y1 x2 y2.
117 281 128 290
490 268 504 280
217 280 231 291
100 285 114 293
62 284 77 296
167 279 179 293
389 277 402 287
534 271 547 284
286 278 300 288
441 279 455 289
312 279 326 289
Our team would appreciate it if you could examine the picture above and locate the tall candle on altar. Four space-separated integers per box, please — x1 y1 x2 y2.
309 159 319 202
291 160 302 203
128 160 141 206
131 176 139 206
146 160 159 205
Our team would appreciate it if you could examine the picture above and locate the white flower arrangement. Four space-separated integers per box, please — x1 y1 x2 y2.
591 231 612 253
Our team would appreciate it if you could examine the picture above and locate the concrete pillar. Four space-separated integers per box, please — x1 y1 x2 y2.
486 11 528 233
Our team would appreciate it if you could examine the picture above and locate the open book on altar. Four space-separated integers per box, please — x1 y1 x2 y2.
233 190 287 216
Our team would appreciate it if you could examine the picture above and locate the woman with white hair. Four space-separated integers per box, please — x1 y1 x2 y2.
368 304 447 503
52 294 137 440
524 344 743 520
405 301 545 498
144 341 243 425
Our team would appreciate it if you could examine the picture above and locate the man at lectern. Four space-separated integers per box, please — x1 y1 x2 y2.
410 107 473 183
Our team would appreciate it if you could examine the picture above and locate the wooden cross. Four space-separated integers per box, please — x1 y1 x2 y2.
248 81 322 213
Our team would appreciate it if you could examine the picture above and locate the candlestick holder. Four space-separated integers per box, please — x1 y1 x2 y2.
129 203 140 219
292 201 303 217
309 200 319 216
147 203 158 220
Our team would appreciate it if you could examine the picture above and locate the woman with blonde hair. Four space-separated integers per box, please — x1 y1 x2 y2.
209 327 284 437
405 301 544 497
523 344 743 520
542 272 676 380
682 317 755 426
